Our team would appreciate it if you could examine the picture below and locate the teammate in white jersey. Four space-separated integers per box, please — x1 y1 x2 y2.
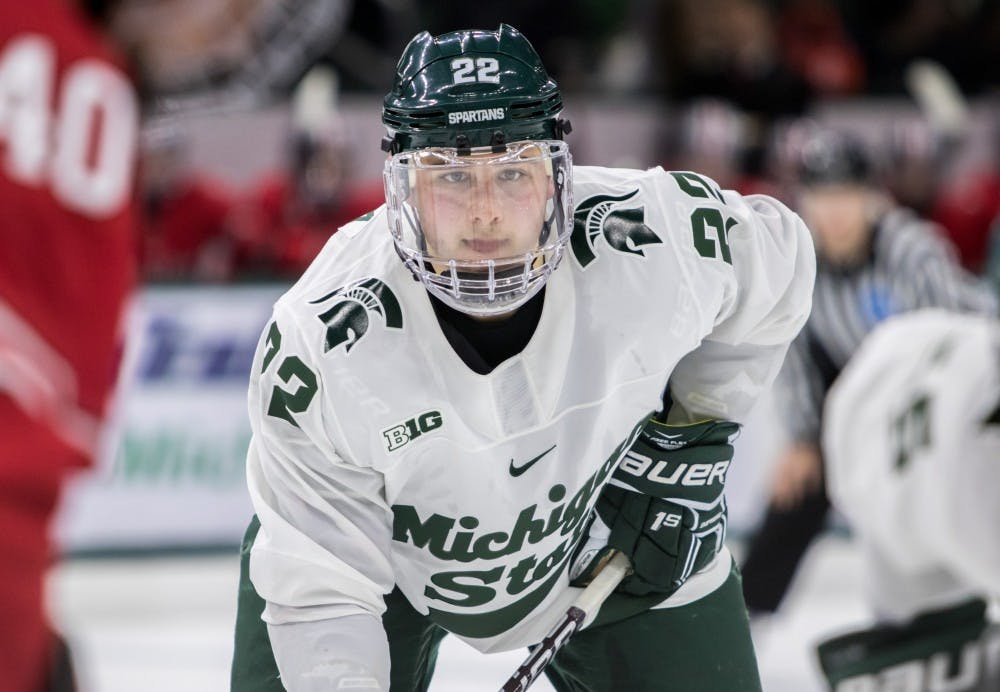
817 309 1000 691
230 24 816 691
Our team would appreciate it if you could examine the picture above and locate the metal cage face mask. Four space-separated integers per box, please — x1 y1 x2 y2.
384 140 572 317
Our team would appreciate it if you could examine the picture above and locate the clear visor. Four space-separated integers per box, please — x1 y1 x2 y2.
384 140 572 315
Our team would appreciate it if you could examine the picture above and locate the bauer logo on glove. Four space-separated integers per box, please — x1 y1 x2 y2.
570 416 740 598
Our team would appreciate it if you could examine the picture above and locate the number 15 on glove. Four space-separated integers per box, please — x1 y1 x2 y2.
570 417 739 598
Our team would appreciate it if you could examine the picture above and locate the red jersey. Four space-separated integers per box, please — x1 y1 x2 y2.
0 0 139 464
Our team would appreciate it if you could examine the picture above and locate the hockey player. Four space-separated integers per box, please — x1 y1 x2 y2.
817 309 1000 691
0 2 139 690
740 128 998 619
230 25 816 691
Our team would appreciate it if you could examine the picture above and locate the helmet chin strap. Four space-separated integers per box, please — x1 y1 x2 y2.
401 203 428 253
538 162 567 244
538 206 557 245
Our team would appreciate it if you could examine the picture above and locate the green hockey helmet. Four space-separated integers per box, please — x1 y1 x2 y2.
381 26 574 317
381 24 571 154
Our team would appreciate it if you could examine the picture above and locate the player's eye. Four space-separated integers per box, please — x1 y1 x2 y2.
437 170 470 184
496 167 527 183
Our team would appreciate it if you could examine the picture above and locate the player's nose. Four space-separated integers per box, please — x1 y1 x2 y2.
470 173 502 225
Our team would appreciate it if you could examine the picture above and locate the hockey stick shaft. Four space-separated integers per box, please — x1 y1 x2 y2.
499 551 631 692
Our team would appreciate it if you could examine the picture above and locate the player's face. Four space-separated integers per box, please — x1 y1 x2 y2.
384 139 572 316
799 184 873 264
411 147 554 263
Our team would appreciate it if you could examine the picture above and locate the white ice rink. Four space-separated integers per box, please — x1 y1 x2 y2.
49 533 871 692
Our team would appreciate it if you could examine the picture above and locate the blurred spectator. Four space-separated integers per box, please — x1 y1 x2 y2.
138 126 235 282
775 0 865 95
229 67 383 279
0 1 140 690
102 0 999 105
314 0 413 93
660 98 783 198
879 117 951 218
413 1 627 92
929 160 1000 275
739 128 997 620
111 0 267 94
874 99 1000 276
655 0 812 118
109 0 350 104
881 77 1000 275
839 0 1000 95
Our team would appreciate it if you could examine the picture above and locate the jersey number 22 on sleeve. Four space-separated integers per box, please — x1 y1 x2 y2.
670 172 736 265
261 321 318 428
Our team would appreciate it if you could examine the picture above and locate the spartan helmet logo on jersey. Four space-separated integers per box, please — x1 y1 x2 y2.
570 190 663 268
310 278 403 353
381 24 574 317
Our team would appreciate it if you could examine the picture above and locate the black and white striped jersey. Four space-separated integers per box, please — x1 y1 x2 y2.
776 206 998 444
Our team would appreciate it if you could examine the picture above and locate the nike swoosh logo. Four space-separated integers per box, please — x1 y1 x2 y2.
509 444 557 477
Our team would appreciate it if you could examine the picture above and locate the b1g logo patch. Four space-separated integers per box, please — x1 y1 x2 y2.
382 410 444 451
310 278 403 354
570 189 662 269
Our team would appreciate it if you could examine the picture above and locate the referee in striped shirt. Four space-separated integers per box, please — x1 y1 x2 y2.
740 128 998 617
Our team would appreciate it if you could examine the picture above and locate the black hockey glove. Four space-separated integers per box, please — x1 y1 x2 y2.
570 416 739 598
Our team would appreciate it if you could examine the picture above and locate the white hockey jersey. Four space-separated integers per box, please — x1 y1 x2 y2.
245 165 815 662
824 310 1000 617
